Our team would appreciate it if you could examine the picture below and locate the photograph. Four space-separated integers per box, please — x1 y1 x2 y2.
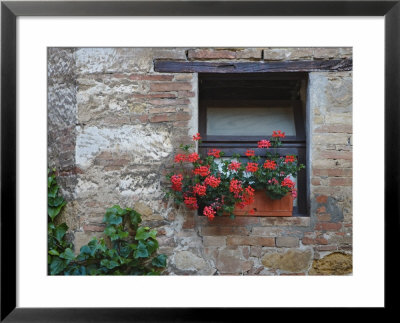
47 47 353 276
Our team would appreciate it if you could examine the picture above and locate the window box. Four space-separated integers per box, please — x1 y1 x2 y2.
232 190 293 217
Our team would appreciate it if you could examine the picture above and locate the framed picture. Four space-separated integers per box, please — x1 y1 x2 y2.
1 1 397 320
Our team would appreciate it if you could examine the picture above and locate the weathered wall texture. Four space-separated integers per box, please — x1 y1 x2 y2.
48 47 352 275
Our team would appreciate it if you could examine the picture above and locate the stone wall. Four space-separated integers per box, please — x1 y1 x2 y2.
48 47 352 275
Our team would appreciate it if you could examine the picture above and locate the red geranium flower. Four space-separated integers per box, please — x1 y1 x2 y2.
193 183 207 196
245 149 255 157
229 179 243 198
170 174 183 191
207 149 221 158
258 140 271 149
174 154 187 163
285 155 296 163
187 152 200 163
193 133 202 141
246 162 258 173
272 130 285 138
184 196 199 209
193 165 210 177
281 177 295 189
204 175 221 188
228 161 241 171
203 206 216 220
263 160 276 170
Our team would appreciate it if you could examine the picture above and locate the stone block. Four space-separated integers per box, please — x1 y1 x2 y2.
275 237 299 248
261 249 312 273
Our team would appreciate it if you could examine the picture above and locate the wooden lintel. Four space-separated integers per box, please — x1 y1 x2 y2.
154 59 352 73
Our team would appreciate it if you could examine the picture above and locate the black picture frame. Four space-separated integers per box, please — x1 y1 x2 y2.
1 1 398 321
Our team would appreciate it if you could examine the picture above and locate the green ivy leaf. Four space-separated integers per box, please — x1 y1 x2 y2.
134 241 149 258
48 249 59 256
79 245 91 255
50 257 68 275
129 210 142 226
104 226 116 237
48 196 65 207
48 203 66 220
100 259 120 270
54 223 68 242
103 213 122 226
151 254 167 268
135 227 150 241
145 239 159 254
60 248 75 261
48 184 60 199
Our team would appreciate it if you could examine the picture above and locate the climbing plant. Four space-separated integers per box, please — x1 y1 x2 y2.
48 168 167 275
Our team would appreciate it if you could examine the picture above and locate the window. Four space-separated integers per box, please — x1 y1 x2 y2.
198 73 308 216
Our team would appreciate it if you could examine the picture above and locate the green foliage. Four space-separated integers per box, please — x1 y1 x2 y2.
66 205 167 275
48 168 72 275
48 168 167 275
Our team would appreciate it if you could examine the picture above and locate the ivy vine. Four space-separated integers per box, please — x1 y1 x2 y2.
48 168 167 275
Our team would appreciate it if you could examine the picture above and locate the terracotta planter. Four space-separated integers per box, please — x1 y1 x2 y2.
233 190 293 216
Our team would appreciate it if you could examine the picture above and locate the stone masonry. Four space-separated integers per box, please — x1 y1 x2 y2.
48 47 352 275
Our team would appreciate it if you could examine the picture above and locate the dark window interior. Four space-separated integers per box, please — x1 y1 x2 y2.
198 73 308 216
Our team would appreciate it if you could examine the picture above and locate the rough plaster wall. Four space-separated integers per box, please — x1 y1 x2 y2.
48 47 352 275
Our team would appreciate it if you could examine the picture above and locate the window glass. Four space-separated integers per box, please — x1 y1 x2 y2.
207 107 296 136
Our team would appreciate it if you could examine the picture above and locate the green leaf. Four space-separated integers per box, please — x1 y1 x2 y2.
60 248 75 261
54 223 68 242
48 185 59 198
48 202 66 220
151 254 167 268
48 249 60 256
100 259 120 270
129 210 142 226
50 257 68 275
104 226 116 237
145 239 159 254
135 227 150 241
103 213 122 226
117 230 129 240
134 241 149 258
48 196 65 207
79 245 91 255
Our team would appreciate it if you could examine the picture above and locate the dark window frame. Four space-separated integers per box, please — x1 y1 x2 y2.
198 73 308 216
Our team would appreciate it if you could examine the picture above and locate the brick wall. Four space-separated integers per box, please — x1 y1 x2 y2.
48 47 352 275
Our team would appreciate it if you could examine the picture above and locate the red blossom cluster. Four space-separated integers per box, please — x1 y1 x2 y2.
203 206 216 220
228 161 241 171
184 196 198 210
229 179 243 198
281 177 295 189
192 133 202 141
187 152 200 163
263 160 276 170
174 154 187 163
236 185 255 209
245 149 255 157
171 174 183 191
193 165 210 177
285 155 296 163
272 130 285 138
193 183 207 196
207 149 221 158
204 175 221 188
174 152 200 163
258 139 271 148
246 162 258 173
